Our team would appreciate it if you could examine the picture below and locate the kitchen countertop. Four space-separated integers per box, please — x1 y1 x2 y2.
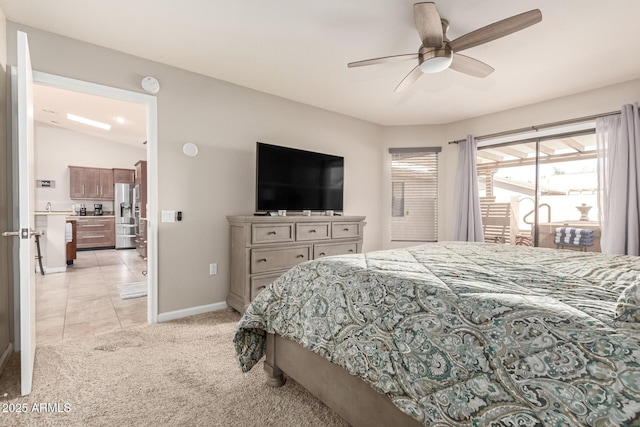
35 211 77 216
35 212 116 219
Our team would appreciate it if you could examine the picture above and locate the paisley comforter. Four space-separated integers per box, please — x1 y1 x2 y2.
234 242 640 426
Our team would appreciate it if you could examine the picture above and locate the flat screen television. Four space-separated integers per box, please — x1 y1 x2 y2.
256 142 344 212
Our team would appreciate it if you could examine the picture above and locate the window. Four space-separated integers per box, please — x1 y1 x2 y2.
391 182 405 217
389 147 441 242
476 129 600 251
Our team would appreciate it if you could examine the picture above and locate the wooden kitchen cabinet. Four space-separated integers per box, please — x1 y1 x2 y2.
66 220 77 264
76 216 115 249
70 167 94 199
69 166 115 200
113 168 135 184
134 160 147 217
134 160 148 260
99 168 114 199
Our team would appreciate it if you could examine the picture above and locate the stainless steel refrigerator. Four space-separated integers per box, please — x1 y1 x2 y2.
115 183 136 249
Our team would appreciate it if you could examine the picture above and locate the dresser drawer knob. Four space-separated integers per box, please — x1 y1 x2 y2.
348 249 354 253
257 258 267 263
318 252 326 257
343 228 350 231
309 229 316 233
268 231 277 235
296 254 304 259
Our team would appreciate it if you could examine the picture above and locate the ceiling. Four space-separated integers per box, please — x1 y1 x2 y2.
3 0 640 133
34 84 147 147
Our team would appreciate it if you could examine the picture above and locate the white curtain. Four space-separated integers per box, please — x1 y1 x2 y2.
596 103 640 255
452 135 484 241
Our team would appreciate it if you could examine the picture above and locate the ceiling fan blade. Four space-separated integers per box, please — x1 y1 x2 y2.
347 53 418 68
394 65 423 92
414 2 443 47
448 9 542 52
450 53 494 78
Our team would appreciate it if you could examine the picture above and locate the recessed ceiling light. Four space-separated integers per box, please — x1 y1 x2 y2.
115 116 126 124
67 113 111 131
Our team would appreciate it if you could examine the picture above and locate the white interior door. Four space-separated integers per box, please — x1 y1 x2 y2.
15 30 36 396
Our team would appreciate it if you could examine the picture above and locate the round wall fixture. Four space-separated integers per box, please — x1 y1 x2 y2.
182 142 199 157
141 76 160 94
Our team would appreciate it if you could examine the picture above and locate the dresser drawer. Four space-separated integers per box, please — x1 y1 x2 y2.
314 242 358 259
296 222 330 241
331 222 361 239
250 273 282 301
251 246 310 274
252 223 294 244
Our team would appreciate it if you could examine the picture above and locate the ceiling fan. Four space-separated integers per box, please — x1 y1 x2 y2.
347 2 542 92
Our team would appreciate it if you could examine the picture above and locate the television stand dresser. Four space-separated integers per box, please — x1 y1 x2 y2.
226 215 366 313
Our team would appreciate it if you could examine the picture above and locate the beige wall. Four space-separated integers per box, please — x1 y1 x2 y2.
34 123 146 212
0 6 9 370
5 20 640 321
5 23 384 316
382 78 640 246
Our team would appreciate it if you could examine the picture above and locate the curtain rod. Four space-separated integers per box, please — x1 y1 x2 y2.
447 110 621 144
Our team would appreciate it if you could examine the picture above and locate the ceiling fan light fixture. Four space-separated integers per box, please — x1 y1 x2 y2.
419 47 453 73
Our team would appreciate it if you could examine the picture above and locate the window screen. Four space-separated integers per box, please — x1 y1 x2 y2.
390 148 440 242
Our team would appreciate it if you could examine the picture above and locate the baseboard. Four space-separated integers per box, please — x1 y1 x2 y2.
157 301 228 322
0 342 13 376
43 266 67 274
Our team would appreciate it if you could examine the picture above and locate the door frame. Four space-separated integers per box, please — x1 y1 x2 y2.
30 71 159 323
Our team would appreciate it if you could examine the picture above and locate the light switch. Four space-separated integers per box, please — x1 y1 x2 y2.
161 210 176 223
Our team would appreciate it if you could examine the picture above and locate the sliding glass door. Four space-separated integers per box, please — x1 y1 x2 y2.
476 132 600 252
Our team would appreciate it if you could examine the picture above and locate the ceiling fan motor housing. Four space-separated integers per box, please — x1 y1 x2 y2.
418 45 453 73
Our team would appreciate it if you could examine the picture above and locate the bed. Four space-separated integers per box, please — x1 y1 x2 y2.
234 242 640 426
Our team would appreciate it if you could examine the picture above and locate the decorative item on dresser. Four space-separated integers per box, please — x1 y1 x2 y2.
226 215 366 313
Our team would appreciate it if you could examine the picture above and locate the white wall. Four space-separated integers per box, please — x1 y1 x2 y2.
6 23 384 316
34 123 146 212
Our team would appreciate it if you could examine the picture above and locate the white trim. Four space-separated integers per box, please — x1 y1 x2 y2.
31 71 159 323
157 302 229 323
10 66 20 351
0 343 13 373
146 100 159 324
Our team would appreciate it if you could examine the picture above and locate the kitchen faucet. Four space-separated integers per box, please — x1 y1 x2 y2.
46 202 52 212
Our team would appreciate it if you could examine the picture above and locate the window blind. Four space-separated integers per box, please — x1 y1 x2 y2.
389 148 440 242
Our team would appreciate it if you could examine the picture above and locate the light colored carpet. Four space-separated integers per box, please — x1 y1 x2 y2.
117 281 147 299
0 310 348 426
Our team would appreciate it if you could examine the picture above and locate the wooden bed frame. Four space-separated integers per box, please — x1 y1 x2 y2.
264 333 422 427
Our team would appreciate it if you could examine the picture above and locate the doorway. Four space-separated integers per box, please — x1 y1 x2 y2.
29 71 158 343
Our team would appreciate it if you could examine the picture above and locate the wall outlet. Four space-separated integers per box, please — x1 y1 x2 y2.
209 263 218 275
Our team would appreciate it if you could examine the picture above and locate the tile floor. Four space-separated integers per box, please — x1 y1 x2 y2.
36 249 148 345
